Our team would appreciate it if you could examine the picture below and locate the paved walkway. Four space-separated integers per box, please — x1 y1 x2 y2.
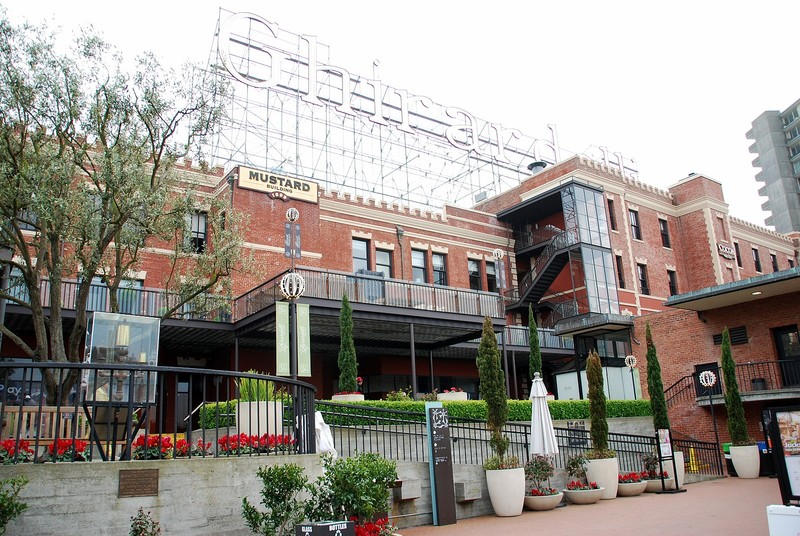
401 477 785 536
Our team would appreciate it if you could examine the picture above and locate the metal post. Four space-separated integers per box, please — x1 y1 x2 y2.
699 370 723 474
501 328 510 398
0 263 9 355
410 323 418 398
290 300 297 381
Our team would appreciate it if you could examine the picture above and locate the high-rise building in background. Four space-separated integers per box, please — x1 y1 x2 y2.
747 98 800 235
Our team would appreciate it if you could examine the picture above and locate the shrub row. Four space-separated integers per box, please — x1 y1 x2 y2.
198 399 652 429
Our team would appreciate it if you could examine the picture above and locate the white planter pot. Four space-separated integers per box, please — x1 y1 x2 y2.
585 457 619 500
236 401 284 436
644 477 674 492
563 488 603 505
437 392 468 401
485 467 525 517
616 481 647 497
331 393 365 402
674 451 685 488
730 444 760 479
524 492 563 511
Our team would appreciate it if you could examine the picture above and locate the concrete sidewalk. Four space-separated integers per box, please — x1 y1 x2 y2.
400 477 784 536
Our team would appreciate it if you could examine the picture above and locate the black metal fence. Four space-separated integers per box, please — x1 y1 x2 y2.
315 401 724 477
0 361 316 463
665 360 800 407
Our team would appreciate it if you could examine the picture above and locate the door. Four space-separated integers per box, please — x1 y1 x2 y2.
774 325 800 387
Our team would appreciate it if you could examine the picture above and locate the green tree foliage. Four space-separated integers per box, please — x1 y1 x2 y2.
586 349 609 453
477 316 509 460
0 11 251 400
337 293 358 393
0 476 27 535
242 464 310 536
721 327 752 445
645 323 670 431
528 304 542 380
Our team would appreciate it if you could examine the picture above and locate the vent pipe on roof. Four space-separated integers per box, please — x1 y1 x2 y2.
527 161 548 174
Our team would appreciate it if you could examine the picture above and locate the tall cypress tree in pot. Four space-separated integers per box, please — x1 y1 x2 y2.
477 316 524 516
720 327 759 478
528 305 542 383
584 349 618 499
646 323 670 431
337 293 359 395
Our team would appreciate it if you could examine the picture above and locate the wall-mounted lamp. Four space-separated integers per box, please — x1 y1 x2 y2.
396 226 405 240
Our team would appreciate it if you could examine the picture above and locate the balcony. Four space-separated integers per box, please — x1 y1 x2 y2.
665 360 800 408
233 267 505 321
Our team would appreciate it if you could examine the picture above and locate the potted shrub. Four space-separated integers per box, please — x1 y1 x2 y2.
236 369 285 436
478 316 524 517
333 293 364 402
584 349 619 500
645 323 684 487
640 452 674 492
720 327 759 478
616 472 647 497
562 454 603 505
524 455 563 511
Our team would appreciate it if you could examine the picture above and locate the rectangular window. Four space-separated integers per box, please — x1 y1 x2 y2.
752 248 762 272
734 242 742 268
432 253 447 285
486 261 498 292
411 250 427 283
468 259 482 290
615 255 625 289
629 210 641 240
771 253 779 272
352 238 370 273
375 249 392 278
659 218 671 248
667 270 678 296
637 263 649 295
607 199 617 231
187 211 207 253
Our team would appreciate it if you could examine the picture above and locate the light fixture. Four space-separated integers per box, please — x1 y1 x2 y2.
396 226 404 240
751 291 762 296
115 323 130 347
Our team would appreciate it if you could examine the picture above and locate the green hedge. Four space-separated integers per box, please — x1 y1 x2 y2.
316 399 651 426
199 399 652 429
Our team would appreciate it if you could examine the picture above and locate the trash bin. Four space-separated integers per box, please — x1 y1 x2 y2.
751 378 767 391
758 441 775 476
722 442 737 477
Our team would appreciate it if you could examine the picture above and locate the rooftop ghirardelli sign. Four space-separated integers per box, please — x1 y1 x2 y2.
217 12 560 166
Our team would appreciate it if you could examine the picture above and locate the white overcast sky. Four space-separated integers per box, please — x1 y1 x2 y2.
4 1 799 228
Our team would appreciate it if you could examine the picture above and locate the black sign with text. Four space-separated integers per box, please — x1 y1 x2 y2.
426 405 456 526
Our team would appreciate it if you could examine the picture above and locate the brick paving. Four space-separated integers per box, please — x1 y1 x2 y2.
400 476 785 536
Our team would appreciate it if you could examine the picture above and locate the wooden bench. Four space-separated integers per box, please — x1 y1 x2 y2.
2 406 91 446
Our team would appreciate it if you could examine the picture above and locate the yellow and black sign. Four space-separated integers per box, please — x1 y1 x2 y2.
236 166 318 203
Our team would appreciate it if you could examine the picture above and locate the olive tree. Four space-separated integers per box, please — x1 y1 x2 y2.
0 11 249 400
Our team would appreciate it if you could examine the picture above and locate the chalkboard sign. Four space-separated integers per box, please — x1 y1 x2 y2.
426 402 456 526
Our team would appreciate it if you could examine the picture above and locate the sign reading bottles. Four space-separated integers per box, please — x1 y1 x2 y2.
237 165 319 204
275 301 311 377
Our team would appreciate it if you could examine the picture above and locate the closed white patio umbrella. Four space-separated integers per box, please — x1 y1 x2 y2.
529 372 559 457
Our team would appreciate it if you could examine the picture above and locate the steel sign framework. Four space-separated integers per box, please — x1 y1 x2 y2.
208 9 565 211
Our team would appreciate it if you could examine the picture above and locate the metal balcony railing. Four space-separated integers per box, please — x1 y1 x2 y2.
665 360 800 407
513 224 562 252
233 267 506 321
8 277 231 322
